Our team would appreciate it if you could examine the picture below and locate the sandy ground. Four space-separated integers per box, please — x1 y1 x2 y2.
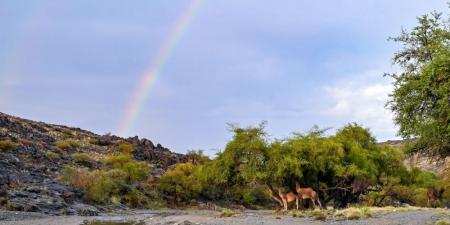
0 209 449 225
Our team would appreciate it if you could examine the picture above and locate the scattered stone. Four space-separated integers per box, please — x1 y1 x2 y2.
73 203 99 216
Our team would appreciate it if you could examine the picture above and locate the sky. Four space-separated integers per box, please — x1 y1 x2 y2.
0 1 447 155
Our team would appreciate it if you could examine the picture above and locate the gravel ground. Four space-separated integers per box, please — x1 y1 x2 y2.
0 209 448 225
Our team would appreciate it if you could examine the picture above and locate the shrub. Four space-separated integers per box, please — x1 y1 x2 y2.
54 139 80 150
122 188 149 208
72 153 92 162
46 151 60 160
0 140 16 152
86 170 123 203
119 143 134 154
62 151 151 206
61 166 95 190
157 163 201 204
105 154 149 182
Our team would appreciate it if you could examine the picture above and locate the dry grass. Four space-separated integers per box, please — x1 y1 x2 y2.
72 153 92 162
436 220 450 225
334 206 373 220
284 206 427 221
54 139 80 150
0 140 16 152
309 209 328 220
46 151 60 160
60 166 95 190
221 208 239 217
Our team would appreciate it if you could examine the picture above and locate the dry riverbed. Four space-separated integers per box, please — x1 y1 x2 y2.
0 208 449 225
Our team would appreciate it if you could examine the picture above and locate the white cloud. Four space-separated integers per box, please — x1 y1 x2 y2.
323 78 397 140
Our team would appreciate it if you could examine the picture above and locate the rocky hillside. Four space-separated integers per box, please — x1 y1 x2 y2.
0 112 188 215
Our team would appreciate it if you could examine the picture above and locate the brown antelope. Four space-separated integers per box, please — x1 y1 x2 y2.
295 181 322 209
277 188 299 211
427 187 444 208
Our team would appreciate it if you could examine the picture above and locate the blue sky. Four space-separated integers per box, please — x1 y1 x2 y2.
0 1 447 155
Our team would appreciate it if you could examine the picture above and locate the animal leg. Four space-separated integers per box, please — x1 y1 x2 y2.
317 198 322 209
311 198 316 209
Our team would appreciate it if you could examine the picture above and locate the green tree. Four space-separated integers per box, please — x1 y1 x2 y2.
387 11 450 157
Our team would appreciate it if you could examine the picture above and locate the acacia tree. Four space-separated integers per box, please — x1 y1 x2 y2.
387 11 450 157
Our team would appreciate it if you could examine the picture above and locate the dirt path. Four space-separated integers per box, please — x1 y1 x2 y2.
0 209 448 225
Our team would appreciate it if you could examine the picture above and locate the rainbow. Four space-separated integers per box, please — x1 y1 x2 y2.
117 0 203 137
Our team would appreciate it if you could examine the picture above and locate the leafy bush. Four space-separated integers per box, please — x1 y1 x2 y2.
62 151 151 207
186 150 210 165
105 154 149 182
0 140 16 152
157 163 201 204
54 139 80 150
119 143 134 154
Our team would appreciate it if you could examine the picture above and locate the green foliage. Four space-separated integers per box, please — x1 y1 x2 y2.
72 153 92 162
157 163 201 204
186 149 210 165
387 11 450 157
0 140 16 152
54 139 80 150
62 151 151 207
105 153 149 182
190 122 439 208
119 143 134 154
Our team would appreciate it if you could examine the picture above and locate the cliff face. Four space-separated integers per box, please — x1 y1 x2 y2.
379 140 449 174
0 112 187 215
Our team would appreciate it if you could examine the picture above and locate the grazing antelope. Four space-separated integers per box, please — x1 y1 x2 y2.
295 181 322 209
277 188 299 211
427 187 444 208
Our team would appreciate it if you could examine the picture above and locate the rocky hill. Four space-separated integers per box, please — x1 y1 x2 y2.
0 112 188 215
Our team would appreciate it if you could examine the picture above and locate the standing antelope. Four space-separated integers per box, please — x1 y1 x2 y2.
277 188 299 211
295 181 322 209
